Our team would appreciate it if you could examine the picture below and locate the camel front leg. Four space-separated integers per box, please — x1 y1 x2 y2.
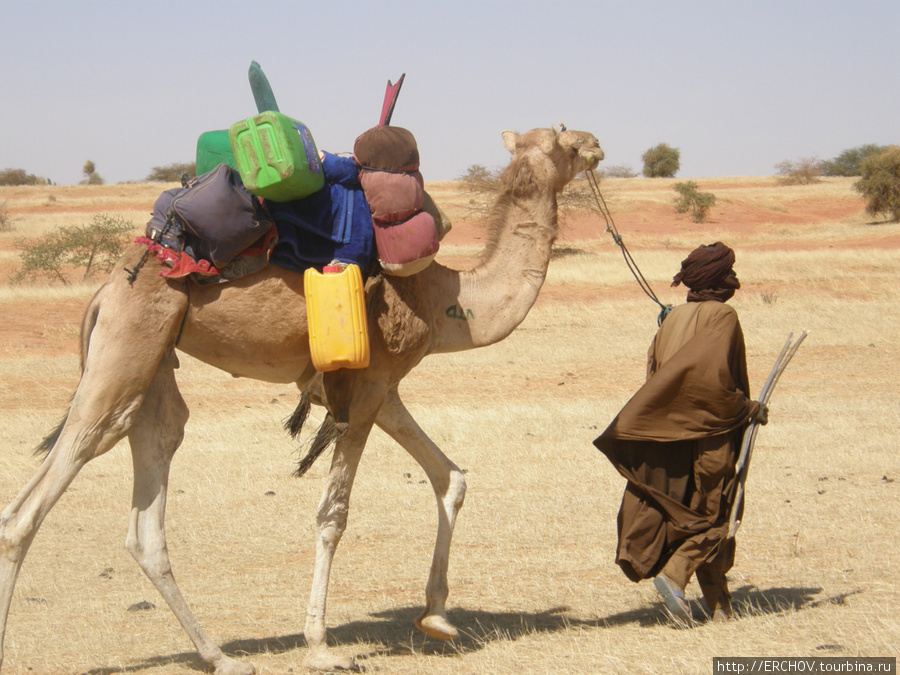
375 387 466 641
125 355 254 675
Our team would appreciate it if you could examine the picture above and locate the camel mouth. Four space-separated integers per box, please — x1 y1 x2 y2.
584 156 602 171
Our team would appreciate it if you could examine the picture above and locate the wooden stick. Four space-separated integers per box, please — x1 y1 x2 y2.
728 330 808 538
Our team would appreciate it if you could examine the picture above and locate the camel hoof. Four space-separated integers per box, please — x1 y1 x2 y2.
303 649 357 672
213 656 256 675
415 613 459 640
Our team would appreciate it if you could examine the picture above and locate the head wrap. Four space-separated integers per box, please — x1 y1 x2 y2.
671 242 740 303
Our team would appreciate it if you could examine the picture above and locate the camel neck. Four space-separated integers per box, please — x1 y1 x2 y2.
427 189 559 353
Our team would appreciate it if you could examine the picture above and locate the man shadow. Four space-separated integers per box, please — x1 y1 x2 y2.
80 584 857 674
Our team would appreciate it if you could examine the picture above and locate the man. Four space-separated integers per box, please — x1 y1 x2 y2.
594 242 767 623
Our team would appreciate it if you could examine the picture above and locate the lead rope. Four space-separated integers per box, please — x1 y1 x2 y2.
584 169 672 326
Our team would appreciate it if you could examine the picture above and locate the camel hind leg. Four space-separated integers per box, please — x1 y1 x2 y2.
125 352 254 675
303 371 387 672
0 256 187 669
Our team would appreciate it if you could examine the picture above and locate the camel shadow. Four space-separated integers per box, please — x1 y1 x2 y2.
79 584 857 674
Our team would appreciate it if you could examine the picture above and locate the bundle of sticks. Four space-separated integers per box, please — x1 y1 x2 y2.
728 330 809 538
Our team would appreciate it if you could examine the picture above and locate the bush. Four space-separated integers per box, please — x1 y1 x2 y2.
821 145 890 177
642 143 680 178
459 164 501 193
673 181 716 222
854 146 900 222
775 157 822 185
146 161 196 182
598 163 638 178
0 168 46 186
0 201 18 232
12 214 134 285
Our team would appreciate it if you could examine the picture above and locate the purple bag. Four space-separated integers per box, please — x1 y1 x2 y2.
146 164 272 268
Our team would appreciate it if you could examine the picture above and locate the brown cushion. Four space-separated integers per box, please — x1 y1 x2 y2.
353 126 419 171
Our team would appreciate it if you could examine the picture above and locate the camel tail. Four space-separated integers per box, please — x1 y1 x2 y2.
293 413 346 478
35 288 103 461
284 391 311 439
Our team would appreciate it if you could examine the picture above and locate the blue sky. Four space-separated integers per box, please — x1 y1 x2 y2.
1 1 897 185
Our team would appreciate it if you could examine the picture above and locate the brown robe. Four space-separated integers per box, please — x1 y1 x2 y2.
594 301 758 583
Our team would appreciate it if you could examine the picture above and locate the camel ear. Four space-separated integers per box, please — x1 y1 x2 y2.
502 130 518 154
541 126 559 154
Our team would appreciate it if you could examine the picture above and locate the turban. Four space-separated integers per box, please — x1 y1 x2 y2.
671 241 740 303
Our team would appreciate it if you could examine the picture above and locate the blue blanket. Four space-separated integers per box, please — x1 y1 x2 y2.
266 152 376 274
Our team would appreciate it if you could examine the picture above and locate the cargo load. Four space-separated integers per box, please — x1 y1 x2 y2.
229 110 325 202
354 125 439 276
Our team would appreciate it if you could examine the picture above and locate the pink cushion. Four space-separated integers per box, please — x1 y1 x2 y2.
360 169 425 224
373 210 439 266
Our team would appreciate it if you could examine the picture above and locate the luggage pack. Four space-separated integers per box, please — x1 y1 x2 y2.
146 164 272 269
229 110 325 202
354 125 439 276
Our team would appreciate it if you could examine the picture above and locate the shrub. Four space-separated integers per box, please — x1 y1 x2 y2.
0 201 17 232
598 163 638 178
673 181 716 222
854 146 900 222
13 214 134 285
642 143 680 178
821 145 890 177
146 161 196 182
0 168 46 186
775 157 822 185
459 164 501 193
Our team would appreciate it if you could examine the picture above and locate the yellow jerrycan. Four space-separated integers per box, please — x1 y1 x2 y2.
304 264 370 372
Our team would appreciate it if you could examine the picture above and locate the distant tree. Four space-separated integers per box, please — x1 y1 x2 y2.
598 163 638 178
821 144 890 177
775 157 822 185
673 181 716 223
642 143 680 178
854 146 900 222
146 161 196 182
0 168 46 186
13 214 134 285
81 160 104 185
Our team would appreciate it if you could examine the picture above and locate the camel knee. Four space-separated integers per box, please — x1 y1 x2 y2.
125 536 172 579
315 504 350 550
0 517 33 564
448 468 466 512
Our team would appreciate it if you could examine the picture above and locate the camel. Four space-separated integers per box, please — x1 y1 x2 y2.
0 125 603 674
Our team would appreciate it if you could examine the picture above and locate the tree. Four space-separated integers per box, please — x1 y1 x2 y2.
146 161 196 182
642 143 680 178
0 168 46 186
673 181 716 222
854 146 900 222
81 160 104 185
774 157 822 185
821 144 890 177
13 214 134 285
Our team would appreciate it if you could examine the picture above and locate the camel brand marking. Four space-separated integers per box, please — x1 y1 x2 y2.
445 304 474 321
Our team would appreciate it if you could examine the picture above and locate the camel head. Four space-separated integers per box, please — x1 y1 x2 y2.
501 126 604 193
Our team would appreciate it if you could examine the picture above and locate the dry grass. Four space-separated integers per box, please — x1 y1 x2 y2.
0 179 898 674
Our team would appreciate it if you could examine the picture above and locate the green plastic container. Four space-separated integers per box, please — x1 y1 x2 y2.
228 111 324 202
196 130 236 175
